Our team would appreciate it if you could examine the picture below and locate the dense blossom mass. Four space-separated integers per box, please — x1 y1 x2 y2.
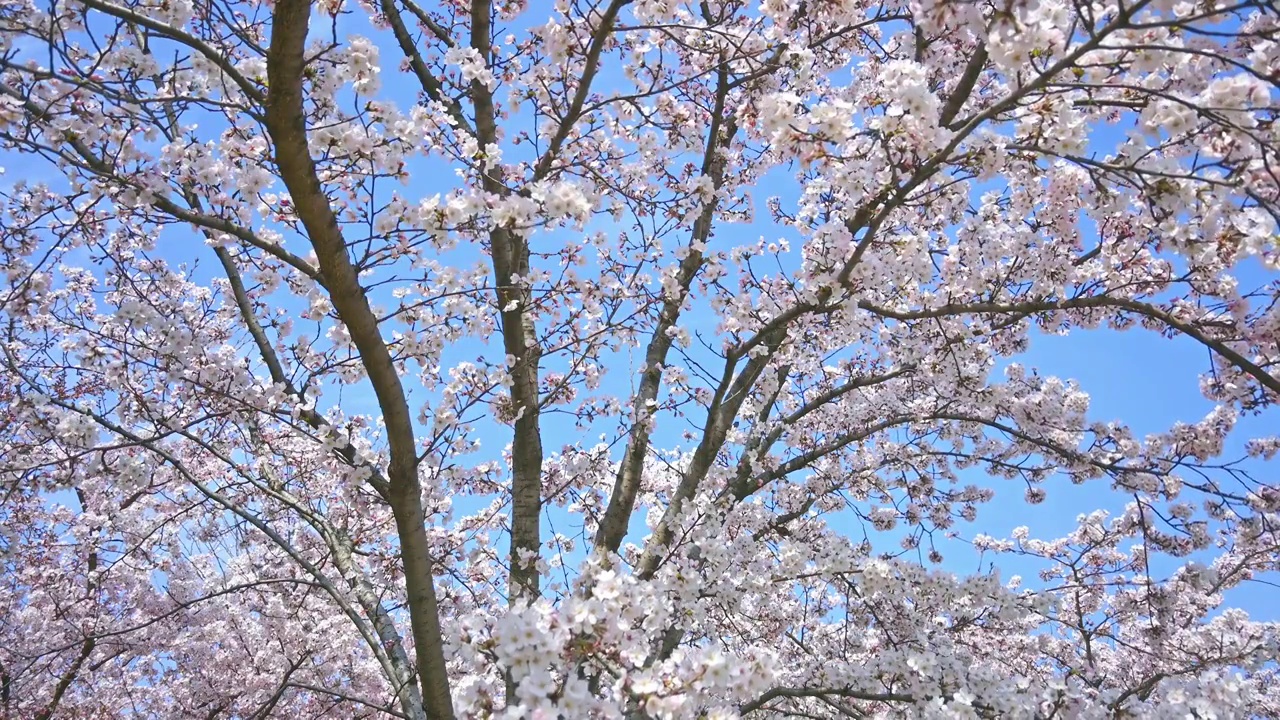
0 0 1278 715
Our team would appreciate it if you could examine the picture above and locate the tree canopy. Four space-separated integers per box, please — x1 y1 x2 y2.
0 0 1278 716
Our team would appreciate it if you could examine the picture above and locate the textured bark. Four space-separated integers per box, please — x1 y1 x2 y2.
468 0 545 604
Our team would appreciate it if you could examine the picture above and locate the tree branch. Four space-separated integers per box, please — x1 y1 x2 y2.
263 3 453 716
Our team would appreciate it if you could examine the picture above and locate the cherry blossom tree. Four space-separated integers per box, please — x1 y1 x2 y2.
0 0 1278 715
